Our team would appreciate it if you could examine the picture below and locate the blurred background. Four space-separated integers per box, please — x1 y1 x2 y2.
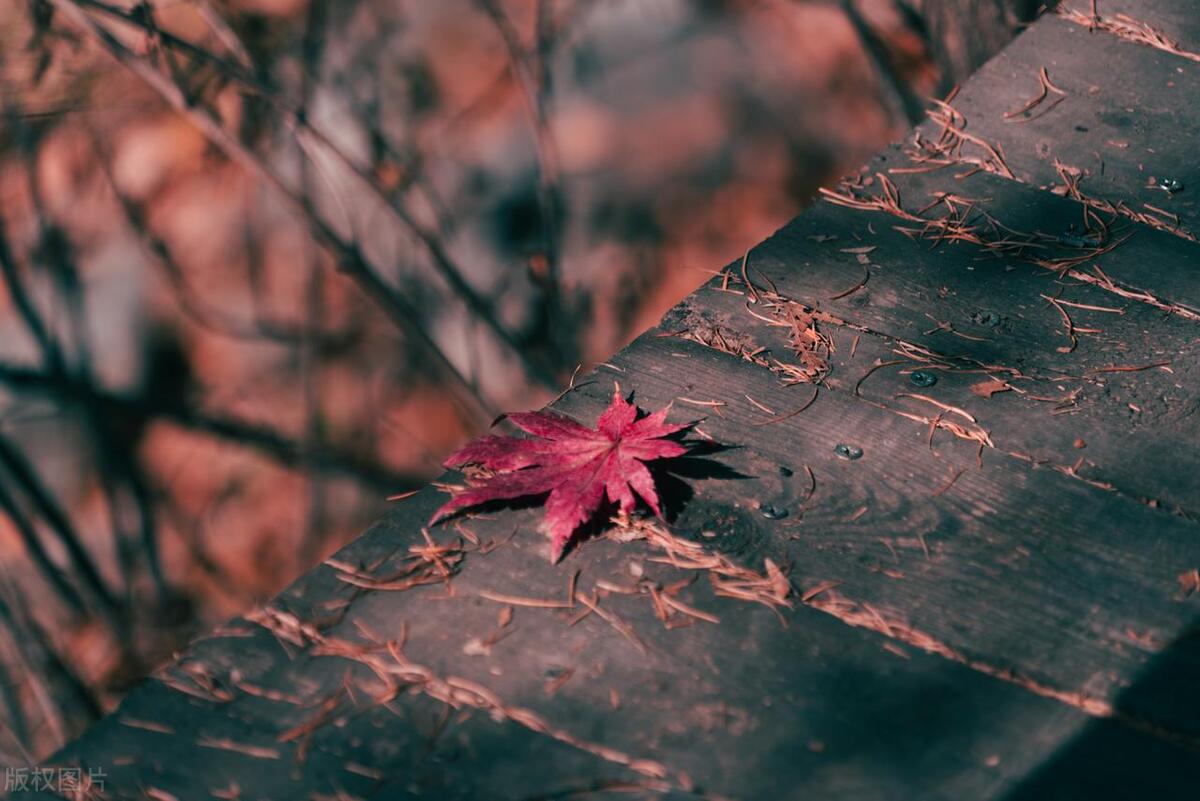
0 0 1037 761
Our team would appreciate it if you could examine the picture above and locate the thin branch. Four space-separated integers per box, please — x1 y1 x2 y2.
0 479 86 614
839 0 925 125
47 0 503 423
476 0 569 358
88 127 360 346
0 633 32 762
89 419 169 601
59 0 560 391
0 432 120 618
0 213 60 371
0 362 426 494
0 582 102 746
298 0 330 568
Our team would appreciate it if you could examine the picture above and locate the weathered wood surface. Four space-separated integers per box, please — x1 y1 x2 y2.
35 2 1200 799
690 165 1200 515
942 2 1200 235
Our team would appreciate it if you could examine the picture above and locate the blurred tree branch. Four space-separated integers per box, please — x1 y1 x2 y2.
476 0 572 364
0 361 426 493
53 0 562 397
892 0 1042 93
839 0 927 125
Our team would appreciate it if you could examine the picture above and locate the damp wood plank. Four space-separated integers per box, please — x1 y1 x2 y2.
919 3 1200 237
37 333 1200 800
579 335 1200 740
686 163 1200 517
32 378 1200 799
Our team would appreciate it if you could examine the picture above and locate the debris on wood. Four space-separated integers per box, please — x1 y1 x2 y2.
970 379 1012 398
1004 66 1067 123
1057 4 1200 64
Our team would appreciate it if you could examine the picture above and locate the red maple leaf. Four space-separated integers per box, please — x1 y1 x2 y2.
431 389 691 561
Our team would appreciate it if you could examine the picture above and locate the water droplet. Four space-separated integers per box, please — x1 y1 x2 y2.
1159 177 1185 194
759 503 789 520
834 443 863 460
910 370 937 388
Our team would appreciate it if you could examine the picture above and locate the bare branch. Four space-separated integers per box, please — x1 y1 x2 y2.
840 0 925 125
0 432 120 619
0 213 60 371
476 0 570 359
55 0 561 392
0 479 86 614
0 362 426 494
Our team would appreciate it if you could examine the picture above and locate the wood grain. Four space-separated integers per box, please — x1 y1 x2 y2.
684 165 1200 517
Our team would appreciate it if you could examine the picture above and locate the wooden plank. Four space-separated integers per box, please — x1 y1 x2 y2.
34 445 1200 800
914 6 1200 237
1072 0 1200 44
555 335 1200 742
688 164 1200 517
45 667 635 800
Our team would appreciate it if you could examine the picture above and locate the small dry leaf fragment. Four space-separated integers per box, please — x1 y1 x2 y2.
969 379 1012 398
431 388 694 561
802 580 842 603
1178 569 1200 598
1073 438 1087 449
763 558 791 603
462 637 491 657
777 304 833 384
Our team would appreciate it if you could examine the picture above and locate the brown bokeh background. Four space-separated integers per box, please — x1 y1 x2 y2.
0 0 1034 761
